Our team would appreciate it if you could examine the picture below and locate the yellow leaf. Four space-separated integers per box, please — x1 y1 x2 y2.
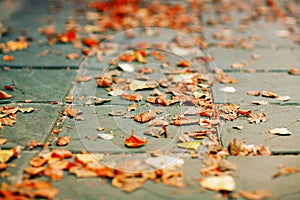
19 107 35 113
177 141 200 150
0 149 14 163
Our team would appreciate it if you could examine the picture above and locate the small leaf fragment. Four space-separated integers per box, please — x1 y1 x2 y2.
0 90 12 99
238 189 272 200
118 63 135 72
219 86 236 93
276 95 291 102
97 133 114 140
177 141 200 150
269 128 292 136
199 175 236 192
19 107 35 113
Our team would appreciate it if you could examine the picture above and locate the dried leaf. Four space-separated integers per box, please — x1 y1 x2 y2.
29 157 48 167
97 133 114 140
118 63 135 72
219 86 236 93
75 153 104 165
233 126 244 130
261 91 278 98
127 103 137 112
129 80 158 91
108 89 124 96
57 136 72 146
0 90 12 99
94 97 111 105
248 113 266 124
0 149 14 163
276 95 291 102
251 100 268 105
109 110 126 116
238 189 272 200
177 60 191 67
134 110 156 123
268 128 292 136
199 175 236 191
125 130 147 148
4 85 14 91
247 91 261 96
66 53 80 60
62 107 79 118
122 93 143 101
288 68 300 75
177 141 200 150
18 107 35 113
0 138 7 145
51 149 73 159
76 76 93 82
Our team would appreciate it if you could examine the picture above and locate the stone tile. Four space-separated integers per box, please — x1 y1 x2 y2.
207 47 300 71
0 103 61 148
0 151 36 184
228 156 300 199
0 69 76 103
203 13 298 48
63 104 210 154
220 105 300 153
1 43 82 68
212 72 300 104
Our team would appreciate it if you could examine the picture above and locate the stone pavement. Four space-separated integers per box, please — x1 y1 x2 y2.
1 0 300 199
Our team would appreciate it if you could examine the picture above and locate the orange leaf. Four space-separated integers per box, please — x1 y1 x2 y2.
125 130 147 148
177 60 191 67
57 136 71 146
0 90 12 100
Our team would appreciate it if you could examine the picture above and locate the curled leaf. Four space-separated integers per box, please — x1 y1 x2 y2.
0 90 12 99
125 130 147 148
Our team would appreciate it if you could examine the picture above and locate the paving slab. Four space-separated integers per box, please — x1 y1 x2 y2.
58 104 210 154
0 151 36 184
1 43 83 68
219 104 300 153
228 156 300 200
212 72 300 104
0 69 76 103
0 103 61 148
207 47 300 71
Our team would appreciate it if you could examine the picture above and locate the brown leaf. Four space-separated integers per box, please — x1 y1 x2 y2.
247 113 266 124
51 149 73 159
261 91 278 98
29 157 48 167
62 107 79 118
0 90 12 99
125 130 147 148
66 53 80 60
134 110 156 123
238 189 272 200
246 91 260 96
288 68 300 75
4 85 14 91
214 68 238 84
75 76 92 82
57 136 72 146
121 93 143 101
251 100 268 105
43 167 64 180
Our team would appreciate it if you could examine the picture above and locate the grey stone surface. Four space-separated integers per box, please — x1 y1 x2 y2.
220 105 300 153
208 47 300 71
212 72 300 104
0 103 61 148
0 69 76 103
228 156 300 199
